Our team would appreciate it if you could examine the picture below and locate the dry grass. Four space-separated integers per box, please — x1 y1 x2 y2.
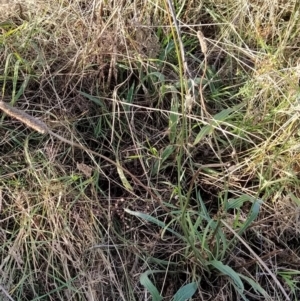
1 0 300 300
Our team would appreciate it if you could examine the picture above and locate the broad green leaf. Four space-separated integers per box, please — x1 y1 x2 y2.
210 260 244 291
172 282 198 301
140 271 163 301
193 124 213 145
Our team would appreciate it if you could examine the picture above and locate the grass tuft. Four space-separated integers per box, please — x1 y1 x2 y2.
1 0 300 300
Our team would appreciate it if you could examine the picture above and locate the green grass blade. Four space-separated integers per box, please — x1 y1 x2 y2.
169 97 179 143
152 145 175 176
79 91 106 108
140 270 163 301
209 260 244 291
237 199 263 236
172 282 198 301
125 209 185 240
239 274 269 299
193 106 239 146
226 194 256 210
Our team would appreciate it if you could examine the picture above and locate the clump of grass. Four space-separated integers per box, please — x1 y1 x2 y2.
1 0 300 300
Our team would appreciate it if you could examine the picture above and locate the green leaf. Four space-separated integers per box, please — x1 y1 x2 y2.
140 271 163 301
152 145 174 176
213 107 236 121
226 194 256 210
209 260 244 291
15 76 30 100
172 282 198 301
146 72 165 82
288 192 300 206
79 91 106 108
237 198 262 236
125 209 184 240
161 145 174 163
193 107 237 146
239 274 269 298
169 98 179 143
126 82 135 103
193 124 213 145
12 59 21 101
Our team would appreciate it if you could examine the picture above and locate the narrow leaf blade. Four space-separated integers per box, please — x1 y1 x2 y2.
210 260 244 291
140 271 163 301
172 282 198 301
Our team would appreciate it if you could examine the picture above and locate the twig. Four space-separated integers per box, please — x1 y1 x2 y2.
0 101 47 134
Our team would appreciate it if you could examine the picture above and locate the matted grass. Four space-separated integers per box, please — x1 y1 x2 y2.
1 0 300 300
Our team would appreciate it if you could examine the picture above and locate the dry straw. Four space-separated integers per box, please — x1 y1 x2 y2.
0 101 48 134
197 30 207 55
